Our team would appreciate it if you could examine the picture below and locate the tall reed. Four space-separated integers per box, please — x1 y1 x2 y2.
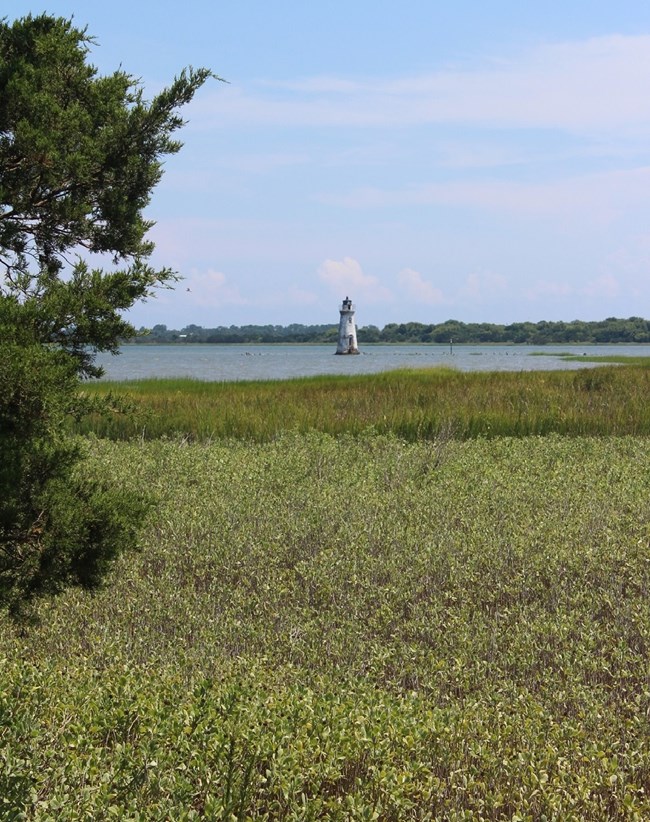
75 363 650 441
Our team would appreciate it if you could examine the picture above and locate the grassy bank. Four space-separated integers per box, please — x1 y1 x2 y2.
78 362 650 441
3 433 650 818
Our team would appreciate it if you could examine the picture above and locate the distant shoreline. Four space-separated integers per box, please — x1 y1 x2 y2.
131 317 650 346
123 339 648 346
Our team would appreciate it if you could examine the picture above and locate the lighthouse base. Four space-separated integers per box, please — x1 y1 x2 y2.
335 347 360 355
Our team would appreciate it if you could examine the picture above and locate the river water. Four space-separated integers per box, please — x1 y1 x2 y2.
93 343 650 382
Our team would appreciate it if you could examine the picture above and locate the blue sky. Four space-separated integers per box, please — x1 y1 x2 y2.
6 1 650 328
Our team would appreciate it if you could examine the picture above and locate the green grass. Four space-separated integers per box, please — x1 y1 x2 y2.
3 433 650 818
76 363 650 441
6 360 650 817
553 354 650 366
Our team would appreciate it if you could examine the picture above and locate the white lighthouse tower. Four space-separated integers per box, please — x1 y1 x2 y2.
335 296 360 354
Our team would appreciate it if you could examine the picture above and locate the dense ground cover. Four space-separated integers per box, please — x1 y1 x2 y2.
78 363 650 441
3 432 650 819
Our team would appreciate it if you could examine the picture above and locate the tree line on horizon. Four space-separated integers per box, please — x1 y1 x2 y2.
136 316 650 345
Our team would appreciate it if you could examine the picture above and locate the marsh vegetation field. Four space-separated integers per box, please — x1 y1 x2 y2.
4 364 650 819
80 362 650 441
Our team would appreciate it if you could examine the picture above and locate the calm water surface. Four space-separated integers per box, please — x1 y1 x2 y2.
94 343 650 382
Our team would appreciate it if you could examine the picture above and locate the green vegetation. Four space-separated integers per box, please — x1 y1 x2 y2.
0 13 215 616
16 10 650 819
76 363 650 441
3 433 650 818
137 315 650 344
0 343 150 618
554 354 650 366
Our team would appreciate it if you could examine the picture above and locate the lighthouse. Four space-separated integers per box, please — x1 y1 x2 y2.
335 296 360 354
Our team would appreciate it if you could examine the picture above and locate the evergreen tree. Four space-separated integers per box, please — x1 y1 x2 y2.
0 14 217 616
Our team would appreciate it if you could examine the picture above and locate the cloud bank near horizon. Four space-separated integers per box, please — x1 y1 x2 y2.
134 31 650 328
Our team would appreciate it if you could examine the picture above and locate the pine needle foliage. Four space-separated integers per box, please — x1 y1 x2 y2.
0 13 216 615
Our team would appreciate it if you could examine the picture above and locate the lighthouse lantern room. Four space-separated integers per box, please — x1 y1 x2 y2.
335 296 360 355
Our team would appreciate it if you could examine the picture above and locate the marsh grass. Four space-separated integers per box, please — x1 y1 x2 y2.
555 354 650 365
76 363 650 440
6 358 650 817
4 434 650 817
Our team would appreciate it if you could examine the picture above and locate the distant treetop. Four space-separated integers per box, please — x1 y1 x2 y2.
133 317 650 345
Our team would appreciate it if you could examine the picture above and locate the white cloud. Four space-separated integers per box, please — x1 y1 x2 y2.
606 233 650 276
434 142 532 170
582 274 620 299
194 35 650 135
260 76 364 94
211 152 311 174
460 271 508 301
150 217 321 266
524 280 574 300
318 257 392 302
320 166 650 226
522 273 628 306
397 268 445 305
